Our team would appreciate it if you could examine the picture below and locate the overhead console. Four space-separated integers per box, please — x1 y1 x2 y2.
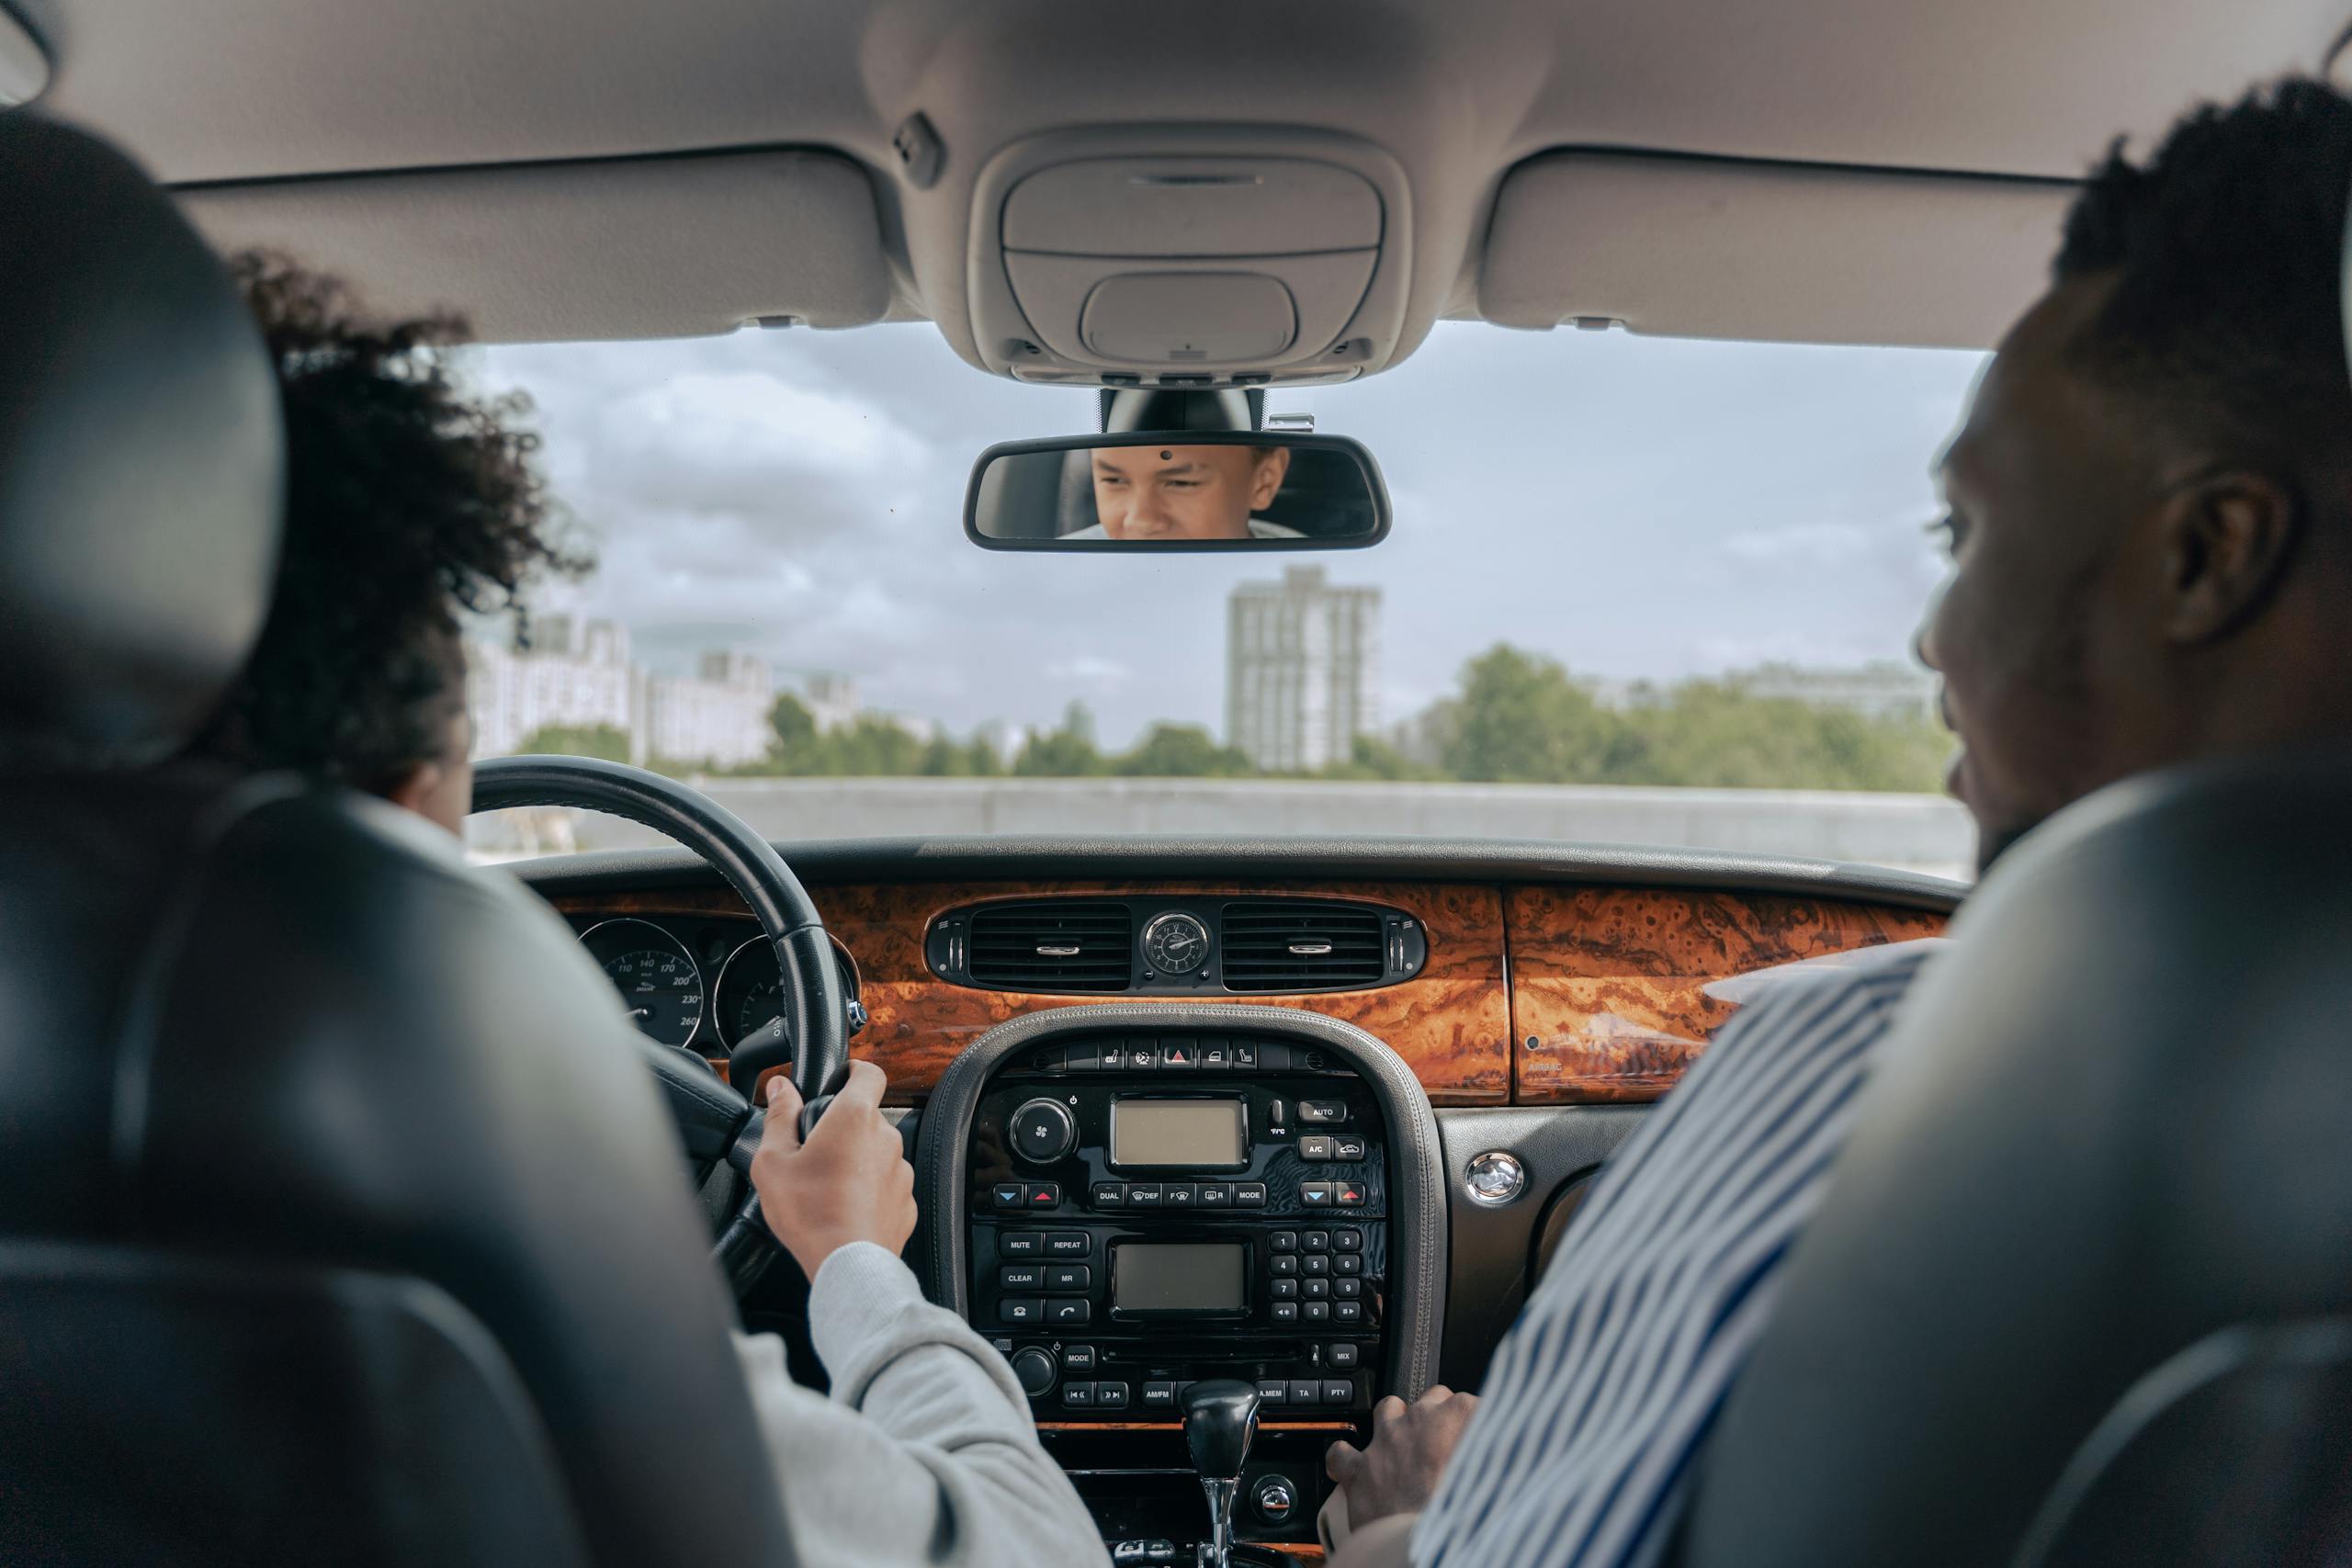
917 1006 1445 1555
966 128 1415 389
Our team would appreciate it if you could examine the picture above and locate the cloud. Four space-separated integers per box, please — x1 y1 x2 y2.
1724 520 1884 565
1044 654 1134 688
583 371 929 525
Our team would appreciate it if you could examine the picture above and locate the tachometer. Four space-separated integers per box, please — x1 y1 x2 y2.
579 918 705 1048
715 933 863 1051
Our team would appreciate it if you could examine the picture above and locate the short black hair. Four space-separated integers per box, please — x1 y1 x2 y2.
194 255 585 793
2053 76 2352 472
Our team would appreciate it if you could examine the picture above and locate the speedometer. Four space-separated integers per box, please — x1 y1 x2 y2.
578 918 705 1048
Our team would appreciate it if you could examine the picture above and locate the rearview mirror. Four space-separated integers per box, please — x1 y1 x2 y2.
966 432 1390 551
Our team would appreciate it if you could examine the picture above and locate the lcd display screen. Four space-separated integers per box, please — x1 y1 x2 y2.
1114 1243 1247 1314
1110 1099 1248 1168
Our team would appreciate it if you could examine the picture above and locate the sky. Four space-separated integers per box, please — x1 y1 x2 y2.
475 321 1987 752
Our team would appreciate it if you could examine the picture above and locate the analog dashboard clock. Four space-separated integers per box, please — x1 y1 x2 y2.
1140 910 1211 976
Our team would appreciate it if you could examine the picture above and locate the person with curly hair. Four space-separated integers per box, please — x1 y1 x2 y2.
197 256 1106 1568
188 254 585 829
1325 75 2352 1568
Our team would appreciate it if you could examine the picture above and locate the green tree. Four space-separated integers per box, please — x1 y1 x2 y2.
919 735 967 776
826 714 925 776
1316 733 1445 782
1442 645 1631 783
963 736 1006 777
516 722 631 763
1114 723 1256 778
1623 681 1948 792
763 693 821 773
1015 703 1105 776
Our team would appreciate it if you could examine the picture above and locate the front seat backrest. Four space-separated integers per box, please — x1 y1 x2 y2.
1679 747 2352 1567
0 114 798 1568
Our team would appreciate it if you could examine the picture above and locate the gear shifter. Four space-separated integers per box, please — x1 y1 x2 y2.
1182 1378 1261 1568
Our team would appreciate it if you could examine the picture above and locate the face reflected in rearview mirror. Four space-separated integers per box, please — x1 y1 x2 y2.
967 432 1390 551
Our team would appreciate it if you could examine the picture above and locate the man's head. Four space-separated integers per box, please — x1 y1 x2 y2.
1921 78 2352 871
191 256 582 833
1090 442 1292 540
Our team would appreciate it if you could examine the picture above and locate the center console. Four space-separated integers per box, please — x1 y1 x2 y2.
945 1023 1410 1555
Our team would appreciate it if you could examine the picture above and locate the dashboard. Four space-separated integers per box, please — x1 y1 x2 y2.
527 837 1957 1560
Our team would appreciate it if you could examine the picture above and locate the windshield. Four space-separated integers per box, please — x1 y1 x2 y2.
465 322 1981 879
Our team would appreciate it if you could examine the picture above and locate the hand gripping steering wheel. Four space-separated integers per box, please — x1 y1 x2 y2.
471 754 853 1295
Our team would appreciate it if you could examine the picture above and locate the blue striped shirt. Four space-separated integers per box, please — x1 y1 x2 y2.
1413 940 1947 1568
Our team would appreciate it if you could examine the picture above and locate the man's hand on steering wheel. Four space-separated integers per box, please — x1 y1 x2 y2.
752 1059 917 1279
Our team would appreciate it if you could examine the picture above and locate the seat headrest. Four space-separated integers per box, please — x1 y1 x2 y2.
0 113 281 772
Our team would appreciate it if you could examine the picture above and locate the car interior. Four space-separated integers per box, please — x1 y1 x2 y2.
6 2 2352 1564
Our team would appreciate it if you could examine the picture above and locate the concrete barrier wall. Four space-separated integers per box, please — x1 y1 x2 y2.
471 776 1975 879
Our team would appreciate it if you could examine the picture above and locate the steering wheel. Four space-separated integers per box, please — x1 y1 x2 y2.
472 754 853 1295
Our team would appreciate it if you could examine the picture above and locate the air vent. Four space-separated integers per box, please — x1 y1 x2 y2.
967 902 1135 992
1220 900 1386 991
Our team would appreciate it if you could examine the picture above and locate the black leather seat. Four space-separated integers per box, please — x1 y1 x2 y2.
1677 754 2352 1562
0 116 797 1566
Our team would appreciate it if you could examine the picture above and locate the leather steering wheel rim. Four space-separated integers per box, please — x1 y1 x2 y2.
470 754 851 1112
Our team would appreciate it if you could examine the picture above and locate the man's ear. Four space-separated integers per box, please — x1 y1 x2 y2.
1250 446 1294 511
2156 469 2302 646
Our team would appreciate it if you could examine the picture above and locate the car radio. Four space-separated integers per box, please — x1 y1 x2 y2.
967 1030 1388 1425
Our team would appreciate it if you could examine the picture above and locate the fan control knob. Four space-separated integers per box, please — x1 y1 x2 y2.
1010 1098 1078 1164
1010 1347 1057 1397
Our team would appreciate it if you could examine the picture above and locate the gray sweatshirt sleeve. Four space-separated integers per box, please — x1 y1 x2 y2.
734 1241 1107 1568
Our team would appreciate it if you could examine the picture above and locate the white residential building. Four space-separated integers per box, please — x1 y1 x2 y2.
645 651 776 767
466 616 634 758
799 671 862 731
1226 565 1381 773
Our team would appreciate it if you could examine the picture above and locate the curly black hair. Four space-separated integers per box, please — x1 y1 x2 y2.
2053 76 2352 475
194 255 587 794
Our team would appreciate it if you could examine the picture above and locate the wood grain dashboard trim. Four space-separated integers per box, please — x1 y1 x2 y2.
549 882 1511 1106
1506 886 1946 1104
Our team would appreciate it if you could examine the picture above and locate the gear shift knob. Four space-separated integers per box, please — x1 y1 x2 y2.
1182 1379 1261 1567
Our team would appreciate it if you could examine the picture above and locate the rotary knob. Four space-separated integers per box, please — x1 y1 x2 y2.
1252 1474 1296 1525
1010 1098 1078 1164
1010 1347 1057 1397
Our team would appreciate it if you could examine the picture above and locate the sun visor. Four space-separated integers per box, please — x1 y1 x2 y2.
1479 152 2074 349
179 150 891 344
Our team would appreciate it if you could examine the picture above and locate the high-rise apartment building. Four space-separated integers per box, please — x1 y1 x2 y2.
1226 565 1380 773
